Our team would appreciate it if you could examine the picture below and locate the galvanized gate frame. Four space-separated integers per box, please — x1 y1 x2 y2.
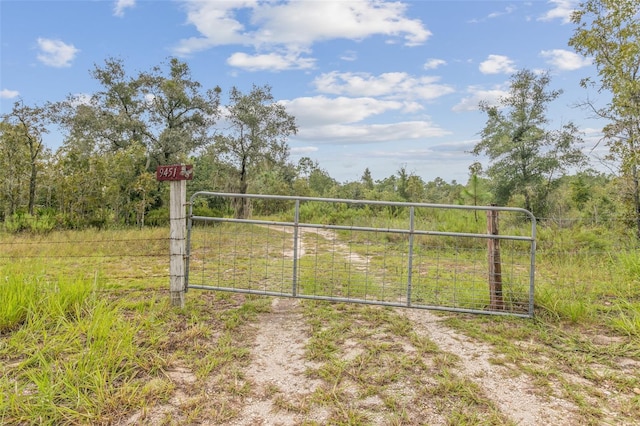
185 192 537 318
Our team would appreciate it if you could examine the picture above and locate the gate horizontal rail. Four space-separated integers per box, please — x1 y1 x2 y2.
186 192 536 318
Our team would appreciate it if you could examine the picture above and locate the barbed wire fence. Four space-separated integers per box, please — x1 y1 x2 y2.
0 213 637 305
0 235 173 294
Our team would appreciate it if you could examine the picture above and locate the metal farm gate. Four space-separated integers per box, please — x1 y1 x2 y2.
185 193 536 318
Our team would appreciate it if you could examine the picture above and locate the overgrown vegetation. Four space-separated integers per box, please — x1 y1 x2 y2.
1 224 638 424
1 3 639 235
1 0 639 422
0 231 273 424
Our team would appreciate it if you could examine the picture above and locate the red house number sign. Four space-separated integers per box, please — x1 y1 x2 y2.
156 164 194 181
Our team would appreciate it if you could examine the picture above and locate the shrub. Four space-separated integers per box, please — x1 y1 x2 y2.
145 208 169 227
3 212 56 234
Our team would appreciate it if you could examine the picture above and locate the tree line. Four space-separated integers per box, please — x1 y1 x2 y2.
1 56 297 228
1 0 638 238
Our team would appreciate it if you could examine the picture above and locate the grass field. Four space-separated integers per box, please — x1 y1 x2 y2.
1 225 639 425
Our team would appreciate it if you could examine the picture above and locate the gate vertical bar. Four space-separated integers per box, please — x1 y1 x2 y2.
184 197 194 292
292 199 300 297
406 206 415 307
528 216 537 317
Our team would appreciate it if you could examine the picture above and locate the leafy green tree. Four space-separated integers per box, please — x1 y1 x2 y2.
59 58 143 153
396 165 410 201
297 157 318 180
361 167 374 190
569 0 640 237
292 157 337 197
375 175 400 200
545 170 618 226
308 167 337 197
0 121 30 218
138 58 221 167
372 166 425 202
460 162 492 220
570 173 592 210
423 177 461 204
472 69 587 215
213 84 297 218
186 151 233 215
336 181 366 200
56 57 221 170
251 164 297 215
405 174 426 202
52 57 220 226
105 145 157 226
1 100 51 215
48 142 152 227
49 143 111 227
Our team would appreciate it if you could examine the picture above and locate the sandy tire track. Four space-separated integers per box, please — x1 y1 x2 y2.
401 308 580 425
236 225 582 425
231 297 328 426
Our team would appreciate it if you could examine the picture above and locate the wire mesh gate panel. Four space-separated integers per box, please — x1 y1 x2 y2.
186 193 536 318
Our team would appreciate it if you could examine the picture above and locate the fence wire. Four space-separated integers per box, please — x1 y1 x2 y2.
0 236 170 286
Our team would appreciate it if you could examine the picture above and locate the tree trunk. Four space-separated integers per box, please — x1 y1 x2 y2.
631 162 640 240
28 162 37 215
234 180 251 219
234 156 251 219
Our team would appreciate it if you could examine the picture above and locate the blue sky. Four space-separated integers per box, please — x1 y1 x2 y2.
1 0 607 183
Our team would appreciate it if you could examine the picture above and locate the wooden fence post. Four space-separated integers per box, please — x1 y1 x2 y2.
487 208 504 310
169 179 186 308
157 164 193 308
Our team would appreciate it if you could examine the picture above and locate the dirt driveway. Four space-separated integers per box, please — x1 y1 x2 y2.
124 226 639 425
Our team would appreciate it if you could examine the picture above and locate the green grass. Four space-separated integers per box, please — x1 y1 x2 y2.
0 272 164 424
1 220 639 424
609 300 640 337
302 301 510 424
0 269 42 333
0 228 278 424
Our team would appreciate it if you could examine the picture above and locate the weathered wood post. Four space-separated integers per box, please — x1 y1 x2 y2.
156 164 193 308
487 207 504 310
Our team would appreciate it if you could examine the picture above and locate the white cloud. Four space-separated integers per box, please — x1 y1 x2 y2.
114 0 135 17
173 1 251 55
452 85 509 112
468 5 517 23
313 71 454 101
227 51 315 71
424 58 446 70
69 93 92 107
581 126 604 141
583 127 603 136
297 121 450 144
174 0 430 57
252 1 431 47
36 38 79 67
429 139 479 153
340 50 358 61
487 5 517 19
401 101 425 113
290 146 319 155
282 95 448 144
538 0 577 24
370 140 476 159
479 54 516 75
282 96 404 127
540 49 592 70
1 89 20 99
